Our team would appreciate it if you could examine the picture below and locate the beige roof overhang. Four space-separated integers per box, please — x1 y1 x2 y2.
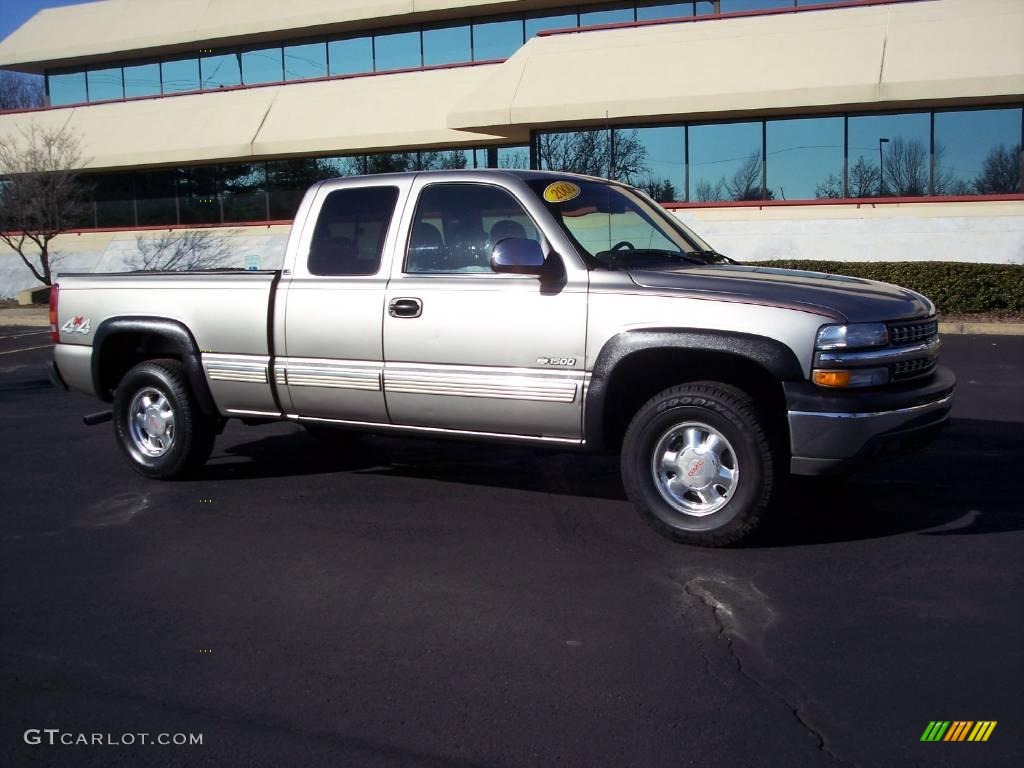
448 0 1024 136
0 65 520 172
0 0 584 74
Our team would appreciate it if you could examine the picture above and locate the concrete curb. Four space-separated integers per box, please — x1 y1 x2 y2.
3 307 1023 335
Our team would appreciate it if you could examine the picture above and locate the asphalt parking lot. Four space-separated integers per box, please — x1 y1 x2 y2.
1 328 1021 767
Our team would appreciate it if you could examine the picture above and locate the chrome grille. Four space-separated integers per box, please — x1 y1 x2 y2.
888 318 938 347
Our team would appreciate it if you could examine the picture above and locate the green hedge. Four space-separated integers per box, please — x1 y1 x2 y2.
749 261 1024 315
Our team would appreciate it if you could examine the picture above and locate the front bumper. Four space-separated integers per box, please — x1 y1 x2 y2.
786 365 955 476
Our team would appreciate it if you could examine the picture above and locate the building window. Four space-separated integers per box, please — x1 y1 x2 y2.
86 67 123 102
374 30 422 71
123 62 161 98
624 126 686 201
579 4 635 26
47 70 87 106
933 108 1022 195
241 48 284 85
328 36 373 76
636 2 695 21
136 169 178 226
472 18 524 61
307 186 400 276
537 129 612 178
848 112 930 197
221 163 267 222
423 24 472 67
418 149 473 170
93 172 136 228
200 54 242 90
766 116 843 200
720 0 794 13
177 165 221 225
689 120 763 201
283 42 327 81
497 146 530 169
161 58 200 93
525 12 578 39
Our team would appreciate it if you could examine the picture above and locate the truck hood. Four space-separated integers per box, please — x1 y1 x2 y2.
627 264 934 322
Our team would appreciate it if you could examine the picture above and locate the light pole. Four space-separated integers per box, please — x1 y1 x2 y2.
878 137 889 196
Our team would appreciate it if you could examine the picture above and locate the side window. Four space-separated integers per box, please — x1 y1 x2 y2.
406 184 541 274
308 186 399 276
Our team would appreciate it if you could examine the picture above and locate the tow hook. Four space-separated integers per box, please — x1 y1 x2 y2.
83 410 113 426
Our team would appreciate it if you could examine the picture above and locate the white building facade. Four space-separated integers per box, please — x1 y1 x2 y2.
0 0 1021 294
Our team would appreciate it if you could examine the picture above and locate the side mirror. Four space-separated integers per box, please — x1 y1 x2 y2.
490 237 546 275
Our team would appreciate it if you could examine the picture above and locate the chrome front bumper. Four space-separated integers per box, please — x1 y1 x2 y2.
785 366 956 476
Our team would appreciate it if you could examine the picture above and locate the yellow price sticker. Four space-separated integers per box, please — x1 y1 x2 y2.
543 181 581 204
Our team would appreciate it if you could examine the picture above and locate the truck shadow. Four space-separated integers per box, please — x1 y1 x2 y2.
204 417 1023 546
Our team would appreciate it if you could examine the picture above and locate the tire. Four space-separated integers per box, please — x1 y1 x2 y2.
620 382 777 547
113 358 216 479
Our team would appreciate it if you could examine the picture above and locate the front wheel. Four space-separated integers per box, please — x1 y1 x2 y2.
621 382 777 547
113 359 216 479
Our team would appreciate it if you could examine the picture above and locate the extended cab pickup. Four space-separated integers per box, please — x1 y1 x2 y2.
50 170 955 546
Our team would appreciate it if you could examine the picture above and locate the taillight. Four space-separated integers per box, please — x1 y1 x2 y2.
49 284 59 342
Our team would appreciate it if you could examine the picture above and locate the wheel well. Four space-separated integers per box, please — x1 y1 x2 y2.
96 332 184 399
597 348 789 452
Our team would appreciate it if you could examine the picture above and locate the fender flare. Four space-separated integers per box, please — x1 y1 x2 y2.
584 328 804 450
91 316 218 418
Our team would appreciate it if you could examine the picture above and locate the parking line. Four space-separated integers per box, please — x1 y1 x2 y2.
0 331 49 340
0 345 52 355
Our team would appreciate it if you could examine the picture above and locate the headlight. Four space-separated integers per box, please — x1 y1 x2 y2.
812 367 890 388
815 323 889 350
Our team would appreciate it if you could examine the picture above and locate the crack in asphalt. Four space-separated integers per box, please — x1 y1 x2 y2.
680 576 856 768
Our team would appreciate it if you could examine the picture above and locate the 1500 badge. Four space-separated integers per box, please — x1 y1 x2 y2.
537 356 576 366
61 316 91 335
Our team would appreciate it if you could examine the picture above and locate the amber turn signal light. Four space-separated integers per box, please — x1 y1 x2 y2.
812 370 852 388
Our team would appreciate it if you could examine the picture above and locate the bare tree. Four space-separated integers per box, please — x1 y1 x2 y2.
973 144 1021 194
724 151 763 201
814 173 843 199
536 129 648 182
126 230 233 271
849 156 881 198
638 174 678 202
882 137 930 196
0 72 45 110
694 178 725 202
498 150 529 170
0 124 89 286
419 149 469 170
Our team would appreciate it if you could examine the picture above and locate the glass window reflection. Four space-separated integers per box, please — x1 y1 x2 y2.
472 18 523 60
622 126 686 202
48 71 87 105
328 36 373 76
283 42 327 81
579 4 635 26
423 25 471 67
636 2 694 21
123 62 161 98
720 0 792 13
161 58 200 93
136 169 178 226
200 54 241 89
525 13 578 38
177 166 221 225
537 129 612 178
86 67 123 102
848 112 930 196
222 163 267 222
766 116 843 200
241 48 283 84
689 121 763 201
934 108 1022 195
374 30 421 71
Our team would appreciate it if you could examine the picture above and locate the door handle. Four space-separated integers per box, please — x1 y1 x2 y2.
388 297 422 318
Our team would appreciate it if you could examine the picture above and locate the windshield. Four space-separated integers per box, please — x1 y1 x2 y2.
526 178 726 269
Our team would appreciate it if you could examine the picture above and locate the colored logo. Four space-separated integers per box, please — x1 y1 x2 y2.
920 721 997 742
543 181 581 204
60 315 91 335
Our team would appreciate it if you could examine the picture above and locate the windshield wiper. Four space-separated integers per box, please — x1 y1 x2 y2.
688 249 736 264
592 249 720 268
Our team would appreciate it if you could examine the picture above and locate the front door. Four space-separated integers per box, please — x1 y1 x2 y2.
382 179 588 440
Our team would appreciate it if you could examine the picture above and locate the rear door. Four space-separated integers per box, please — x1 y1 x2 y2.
278 179 408 422
381 176 589 440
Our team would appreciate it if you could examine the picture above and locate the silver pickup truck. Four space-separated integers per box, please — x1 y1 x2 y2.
50 170 955 546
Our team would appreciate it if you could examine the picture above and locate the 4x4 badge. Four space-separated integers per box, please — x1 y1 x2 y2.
61 316 91 335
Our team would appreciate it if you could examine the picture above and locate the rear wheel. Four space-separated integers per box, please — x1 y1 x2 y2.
621 382 777 547
113 359 215 479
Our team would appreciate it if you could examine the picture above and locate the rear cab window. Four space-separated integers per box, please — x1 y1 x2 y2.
308 186 400 276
